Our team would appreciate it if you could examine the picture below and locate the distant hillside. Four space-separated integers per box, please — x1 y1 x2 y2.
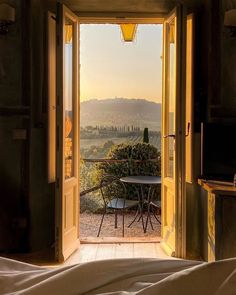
80 98 161 131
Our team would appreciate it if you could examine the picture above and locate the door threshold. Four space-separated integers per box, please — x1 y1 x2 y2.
80 237 161 244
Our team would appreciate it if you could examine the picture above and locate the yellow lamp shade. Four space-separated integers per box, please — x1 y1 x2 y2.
120 24 137 42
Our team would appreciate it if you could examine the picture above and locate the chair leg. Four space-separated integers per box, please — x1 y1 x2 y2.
133 205 145 232
151 207 161 224
122 209 125 237
128 207 139 228
97 209 106 237
135 204 145 230
137 206 143 227
149 211 154 230
115 210 118 228
139 185 145 231
144 204 150 232
137 204 145 232
145 202 154 232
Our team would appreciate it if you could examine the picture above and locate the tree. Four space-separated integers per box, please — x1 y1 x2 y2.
143 127 149 143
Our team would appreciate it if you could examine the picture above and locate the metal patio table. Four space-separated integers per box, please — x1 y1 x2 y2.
120 176 161 233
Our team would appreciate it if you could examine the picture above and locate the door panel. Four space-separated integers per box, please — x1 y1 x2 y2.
48 12 56 183
185 14 194 183
161 6 186 258
56 3 80 262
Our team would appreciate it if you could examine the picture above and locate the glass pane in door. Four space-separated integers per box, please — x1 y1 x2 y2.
64 18 74 179
166 19 176 178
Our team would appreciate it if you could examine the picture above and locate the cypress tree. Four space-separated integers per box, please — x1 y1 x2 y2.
143 127 149 143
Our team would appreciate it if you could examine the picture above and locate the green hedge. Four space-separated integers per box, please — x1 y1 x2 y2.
96 143 161 200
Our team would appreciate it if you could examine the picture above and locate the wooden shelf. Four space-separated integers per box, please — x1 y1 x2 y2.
198 178 236 196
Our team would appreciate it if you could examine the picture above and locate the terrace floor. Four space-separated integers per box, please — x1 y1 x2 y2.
80 211 161 240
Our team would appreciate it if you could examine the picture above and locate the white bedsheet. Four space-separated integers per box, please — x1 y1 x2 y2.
0 256 236 295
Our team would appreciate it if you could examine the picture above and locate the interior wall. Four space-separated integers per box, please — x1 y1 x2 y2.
185 1 210 259
1 0 235 258
0 0 54 253
24 0 236 258
0 0 29 251
220 0 236 120
186 134 202 259
28 0 55 252
190 0 236 261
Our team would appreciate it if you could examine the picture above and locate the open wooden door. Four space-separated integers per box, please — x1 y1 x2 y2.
56 3 80 262
161 6 186 258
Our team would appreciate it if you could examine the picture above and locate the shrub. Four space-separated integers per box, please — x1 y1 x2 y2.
80 192 103 213
96 142 161 200
80 160 98 191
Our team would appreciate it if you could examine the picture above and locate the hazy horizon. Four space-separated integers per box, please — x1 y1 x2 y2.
81 97 162 104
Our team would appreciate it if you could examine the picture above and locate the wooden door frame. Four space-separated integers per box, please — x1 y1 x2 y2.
161 9 177 257
175 5 187 259
54 11 187 258
161 6 187 258
56 4 80 262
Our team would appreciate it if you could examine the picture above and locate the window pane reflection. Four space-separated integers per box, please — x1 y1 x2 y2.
167 19 175 178
65 19 74 179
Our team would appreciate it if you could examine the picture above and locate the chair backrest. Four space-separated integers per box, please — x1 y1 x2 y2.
100 175 127 207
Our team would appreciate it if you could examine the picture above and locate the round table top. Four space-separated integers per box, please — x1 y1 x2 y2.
120 176 161 185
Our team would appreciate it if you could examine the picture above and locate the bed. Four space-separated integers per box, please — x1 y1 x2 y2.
0 256 236 294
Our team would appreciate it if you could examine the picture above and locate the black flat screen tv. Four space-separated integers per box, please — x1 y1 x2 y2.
201 122 236 181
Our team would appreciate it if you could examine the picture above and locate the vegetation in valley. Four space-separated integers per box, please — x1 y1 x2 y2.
79 98 162 213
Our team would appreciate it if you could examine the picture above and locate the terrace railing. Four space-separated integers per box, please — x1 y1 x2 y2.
80 157 159 196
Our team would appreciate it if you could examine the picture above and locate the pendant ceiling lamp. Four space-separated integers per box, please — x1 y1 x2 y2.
120 24 137 42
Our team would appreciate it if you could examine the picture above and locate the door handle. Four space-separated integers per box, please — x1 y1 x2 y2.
163 134 176 139
163 123 190 139
185 122 190 137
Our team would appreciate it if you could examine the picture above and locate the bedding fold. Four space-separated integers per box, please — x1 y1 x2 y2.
0 256 236 295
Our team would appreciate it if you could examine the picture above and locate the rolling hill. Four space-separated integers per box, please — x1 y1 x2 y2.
80 98 161 131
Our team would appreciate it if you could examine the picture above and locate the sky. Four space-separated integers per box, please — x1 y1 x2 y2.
80 24 163 104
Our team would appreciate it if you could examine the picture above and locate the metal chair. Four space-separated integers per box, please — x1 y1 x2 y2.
97 175 140 237
144 186 161 231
